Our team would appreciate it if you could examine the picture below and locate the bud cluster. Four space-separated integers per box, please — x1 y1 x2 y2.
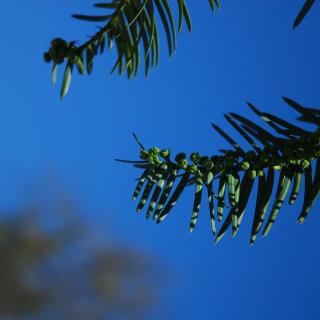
43 38 79 65
137 138 320 183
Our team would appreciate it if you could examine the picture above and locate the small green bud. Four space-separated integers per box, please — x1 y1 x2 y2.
248 170 256 179
149 147 160 155
190 152 201 164
289 159 299 165
160 163 168 172
203 159 214 170
150 155 161 165
148 175 157 184
240 161 250 171
179 159 188 169
160 149 170 158
257 170 264 177
189 164 199 174
301 160 310 169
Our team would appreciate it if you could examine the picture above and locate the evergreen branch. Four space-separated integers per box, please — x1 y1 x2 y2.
43 0 220 98
123 98 320 244
43 1 317 98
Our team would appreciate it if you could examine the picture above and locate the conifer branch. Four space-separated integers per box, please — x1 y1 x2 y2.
123 98 320 244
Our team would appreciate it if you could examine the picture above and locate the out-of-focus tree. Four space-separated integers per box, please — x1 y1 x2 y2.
0 178 162 320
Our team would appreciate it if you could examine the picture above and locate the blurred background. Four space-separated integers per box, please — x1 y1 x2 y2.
0 175 163 319
0 0 320 319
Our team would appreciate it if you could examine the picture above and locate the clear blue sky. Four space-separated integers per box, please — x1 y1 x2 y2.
1 0 320 319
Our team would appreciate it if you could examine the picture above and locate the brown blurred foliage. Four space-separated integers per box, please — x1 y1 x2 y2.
0 177 161 320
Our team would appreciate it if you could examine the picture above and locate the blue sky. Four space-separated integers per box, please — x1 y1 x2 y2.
1 0 320 319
